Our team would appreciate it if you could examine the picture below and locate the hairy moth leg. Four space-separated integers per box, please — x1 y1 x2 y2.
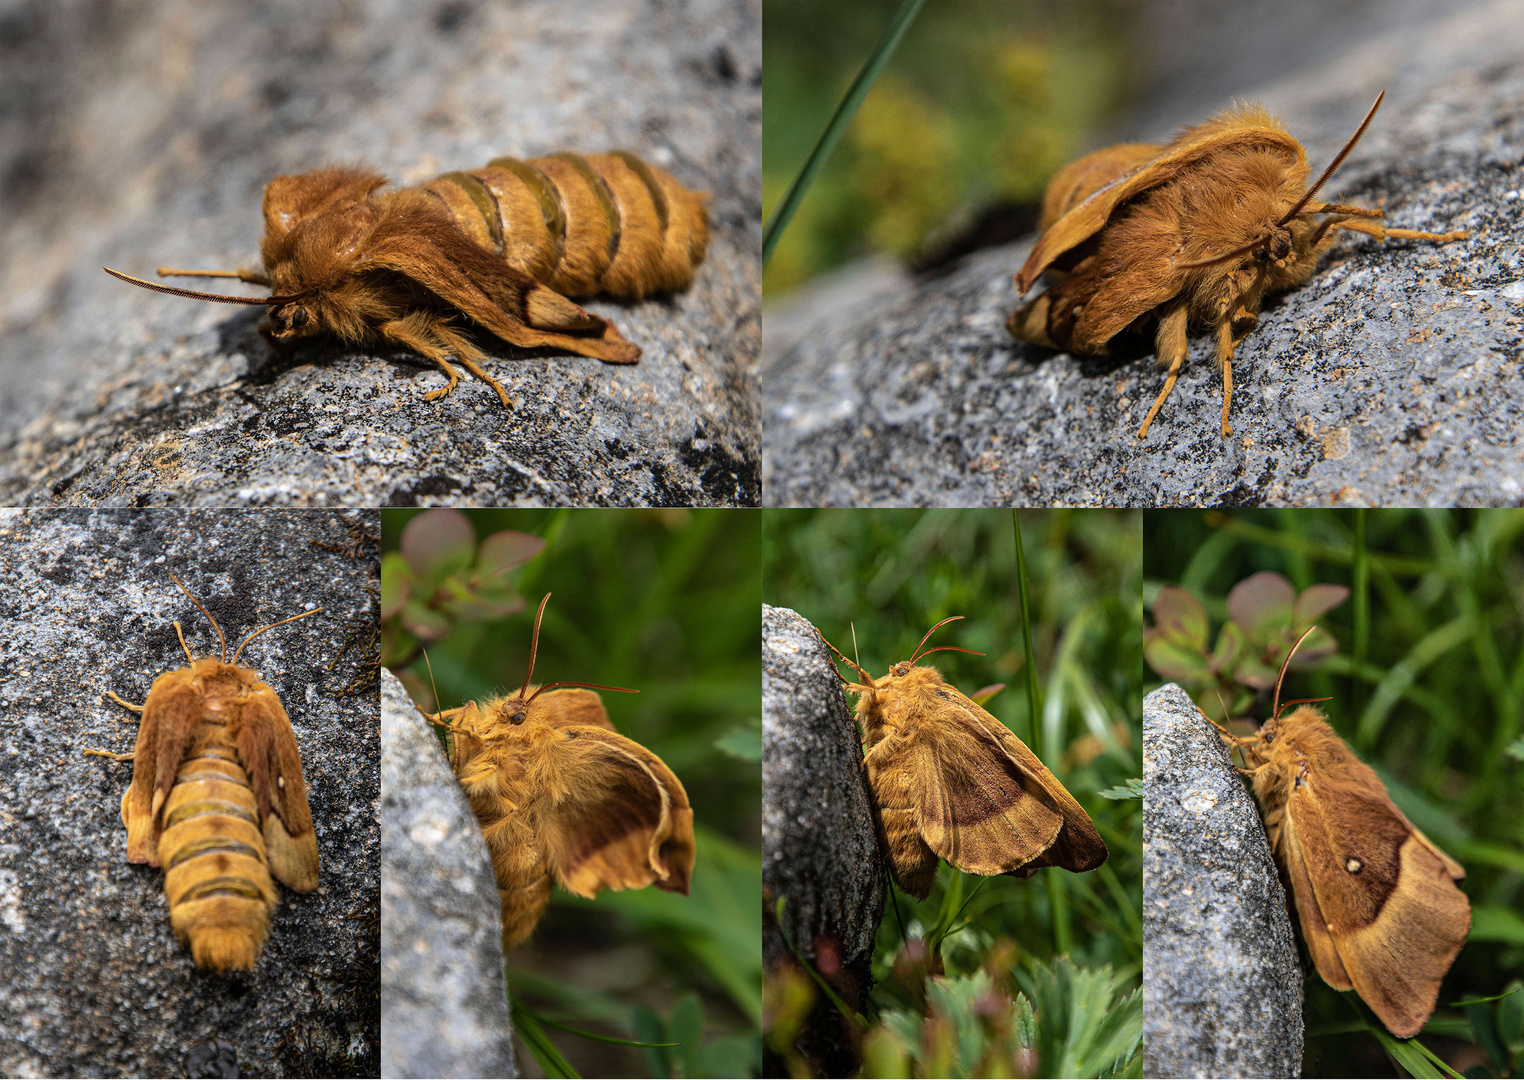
1215 318 1237 437
1138 300 1189 439
380 314 470 404
1329 219 1469 244
83 690 145 761
429 320 513 411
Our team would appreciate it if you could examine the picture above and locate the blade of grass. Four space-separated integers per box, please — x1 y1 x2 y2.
1353 508 1368 715
1202 511 1430 575
1015 510 1070 955
511 999 582 1079
761 0 927 267
513 997 679 1048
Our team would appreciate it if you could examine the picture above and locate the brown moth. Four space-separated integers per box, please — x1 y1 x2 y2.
821 616 1107 899
1209 627 1471 1038
103 150 710 408
428 593 694 952
1008 91 1467 438
84 572 322 971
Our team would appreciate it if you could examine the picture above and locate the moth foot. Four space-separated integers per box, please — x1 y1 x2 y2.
103 690 144 713
83 748 134 762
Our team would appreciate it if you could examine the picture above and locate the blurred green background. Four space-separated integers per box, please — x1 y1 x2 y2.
763 509 1143 1077
763 0 1135 294
382 508 761 1079
1145 509 1524 1079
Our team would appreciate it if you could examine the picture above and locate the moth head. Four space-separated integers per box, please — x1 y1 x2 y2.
266 300 317 339
1252 226 1294 264
101 268 315 334
1176 91 1389 274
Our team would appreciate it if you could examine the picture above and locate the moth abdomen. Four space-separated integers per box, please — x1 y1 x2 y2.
422 151 709 301
158 736 279 972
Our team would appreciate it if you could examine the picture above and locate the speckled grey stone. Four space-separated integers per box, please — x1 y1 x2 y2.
380 667 515 1080
0 0 759 507
763 0 1524 507
1143 683 1303 1080
0 509 380 1079
761 605 882 973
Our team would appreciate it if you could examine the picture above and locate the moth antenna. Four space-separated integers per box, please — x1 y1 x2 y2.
1277 90 1384 226
1173 234 1271 270
167 570 224 663
913 646 985 660
909 615 965 665
231 608 323 667
1278 696 1334 712
520 593 552 702
818 630 874 687
103 266 303 306
526 680 639 703
1272 625 1320 721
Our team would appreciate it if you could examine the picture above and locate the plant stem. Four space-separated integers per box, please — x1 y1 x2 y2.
761 0 927 268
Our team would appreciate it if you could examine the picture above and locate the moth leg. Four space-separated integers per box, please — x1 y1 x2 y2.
1302 203 1383 219
1330 219 1468 244
104 690 144 713
430 321 513 410
82 748 135 762
1138 300 1189 439
380 316 462 402
1215 317 1236 437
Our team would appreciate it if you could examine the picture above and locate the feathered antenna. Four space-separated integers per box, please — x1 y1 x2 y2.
908 615 985 665
103 266 305 307
519 593 637 703
1271 625 1332 722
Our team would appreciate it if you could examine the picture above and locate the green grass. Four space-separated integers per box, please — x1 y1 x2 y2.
1145 509 1524 1079
764 509 1143 1077
383 509 762 1079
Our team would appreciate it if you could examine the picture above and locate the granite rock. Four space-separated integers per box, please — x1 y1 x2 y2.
1142 683 1303 1079
380 666 515 1080
0 509 380 1078
0 0 760 507
763 0 1524 507
761 605 882 972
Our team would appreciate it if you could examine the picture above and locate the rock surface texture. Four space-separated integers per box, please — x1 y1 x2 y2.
0 0 760 507
380 667 516 1080
762 604 884 1078
1142 683 1303 1080
763 0 1524 507
761 605 883 975
0 509 380 1078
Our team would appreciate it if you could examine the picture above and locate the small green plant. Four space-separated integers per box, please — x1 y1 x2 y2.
1145 570 1347 719
380 508 543 691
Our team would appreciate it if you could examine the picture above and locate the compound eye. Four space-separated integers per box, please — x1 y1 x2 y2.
291 306 309 327
895 664 909 676
1272 235 1292 260
1253 247 1269 262
510 711 526 725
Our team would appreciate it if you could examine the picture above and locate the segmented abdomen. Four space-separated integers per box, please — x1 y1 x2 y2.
158 724 278 972
420 151 709 301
